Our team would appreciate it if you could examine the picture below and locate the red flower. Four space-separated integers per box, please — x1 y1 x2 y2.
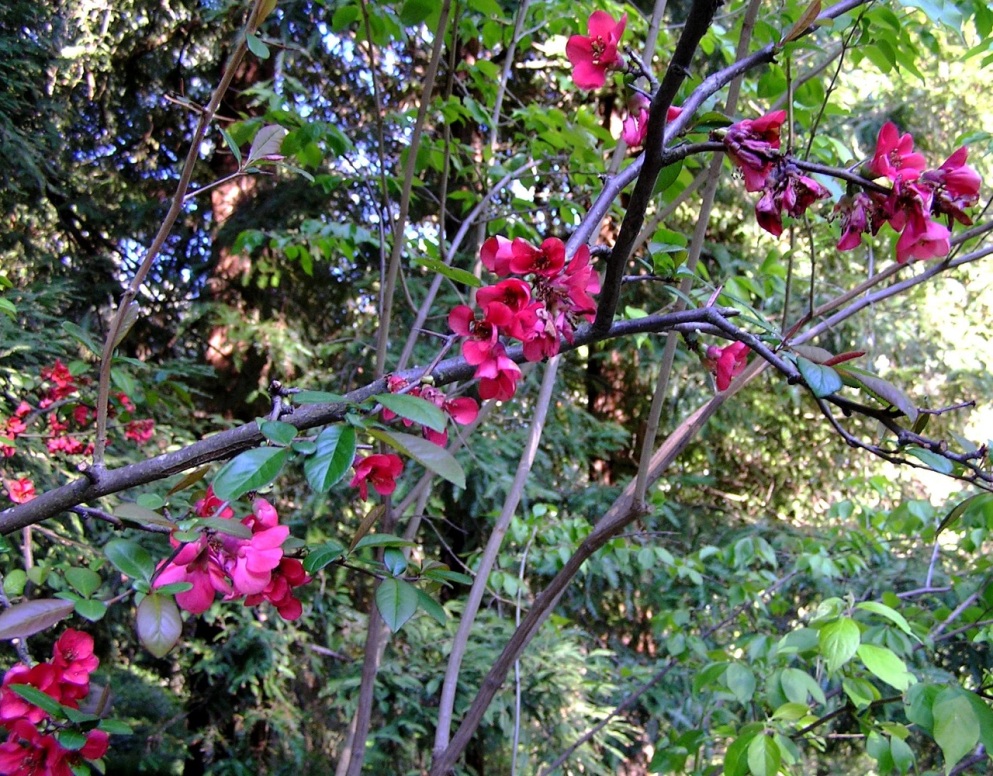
0 719 71 776
193 486 234 519
154 536 233 614
480 236 515 277
621 98 682 147
509 237 566 277
705 342 750 391
39 361 77 403
474 344 522 401
229 524 289 596
0 665 61 725
449 304 513 366
566 11 626 90
124 419 155 443
2 479 34 505
350 454 404 500
895 212 951 263
244 558 309 621
922 146 982 225
868 122 926 182
51 629 98 687
836 192 874 251
723 110 787 192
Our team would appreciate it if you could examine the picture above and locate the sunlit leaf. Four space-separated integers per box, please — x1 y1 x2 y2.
137 593 183 658
212 446 290 501
0 599 75 641
368 429 465 489
375 392 448 432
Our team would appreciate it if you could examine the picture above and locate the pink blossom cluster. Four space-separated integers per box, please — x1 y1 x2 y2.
381 377 479 447
0 629 109 776
722 110 830 235
836 122 982 263
450 235 600 402
153 490 309 620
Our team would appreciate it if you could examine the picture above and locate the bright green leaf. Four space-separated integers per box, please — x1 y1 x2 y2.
819 616 861 673
375 392 448 432
857 601 915 637
212 446 290 501
857 644 915 691
304 425 356 492
747 734 781 776
933 688 980 774
376 577 419 632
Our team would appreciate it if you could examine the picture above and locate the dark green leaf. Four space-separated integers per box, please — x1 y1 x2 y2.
383 547 408 577
212 446 290 501
292 390 346 404
354 534 416 551
99 719 134 735
73 599 108 622
10 685 66 718
369 429 465 489
303 540 347 573
245 32 270 59
374 393 448 432
376 578 419 632
114 503 177 530
304 425 356 492
796 356 843 398
258 419 297 446
905 447 954 475
104 539 155 583
415 588 446 625
65 567 101 598
412 258 482 288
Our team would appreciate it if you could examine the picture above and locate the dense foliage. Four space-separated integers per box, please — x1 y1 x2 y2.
1 0 993 774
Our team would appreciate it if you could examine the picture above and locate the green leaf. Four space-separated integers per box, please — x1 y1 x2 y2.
857 644 915 691
197 517 252 539
292 390 346 404
65 567 102 598
890 734 915 774
98 719 134 735
839 367 917 422
843 676 879 709
383 547 408 577
61 321 101 356
57 729 87 751
905 446 954 475
780 667 826 705
747 734 781 776
376 577 419 632
73 598 108 622
375 393 448 432
10 685 66 718
303 540 347 573
857 601 915 637
245 32 270 59
415 588 447 625
938 494 993 535
219 127 242 167
212 446 290 501
652 159 684 197
0 598 75 640
104 539 156 583
421 568 473 586
725 663 756 705
246 124 287 164
723 724 763 776
412 258 482 288
113 503 177 531
819 617 861 673
400 0 436 25
258 419 297 446
369 429 465 489
796 356 843 398
933 688 980 773
354 534 416 551
3 569 26 598
137 593 183 658
771 702 811 721
304 425 356 492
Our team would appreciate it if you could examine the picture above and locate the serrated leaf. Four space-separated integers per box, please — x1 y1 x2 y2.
905 446 954 475
304 425 356 492
412 258 482 288
303 540 346 573
246 124 286 164
104 539 155 583
113 503 177 530
348 504 386 552
857 644 915 691
245 32 270 59
212 446 290 501
74 598 108 622
136 594 183 658
819 617 861 673
376 577 418 632
933 689 979 774
857 601 915 637
0 599 75 640
375 393 448 432
65 567 102 598
258 419 297 446
415 588 446 625
368 429 465 489
840 367 917 422
796 356 843 398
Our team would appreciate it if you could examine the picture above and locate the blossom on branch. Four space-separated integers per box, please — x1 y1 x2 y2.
705 342 750 391
566 11 626 90
722 110 787 192
351 453 404 500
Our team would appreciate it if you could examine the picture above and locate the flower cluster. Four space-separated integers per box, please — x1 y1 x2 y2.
450 235 600 401
1 361 157 505
0 629 109 776
836 122 982 263
566 11 626 90
705 342 750 391
381 377 479 447
621 96 683 148
153 491 309 620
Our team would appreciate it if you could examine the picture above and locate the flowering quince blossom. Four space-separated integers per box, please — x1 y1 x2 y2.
621 97 683 148
380 377 479 446
153 493 306 618
721 110 788 192
0 629 109 776
566 11 626 90
2 478 35 505
705 342 750 391
753 161 830 237
350 453 404 500
834 123 982 262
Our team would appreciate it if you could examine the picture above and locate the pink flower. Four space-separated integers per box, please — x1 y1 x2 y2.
836 192 874 251
194 486 234 519
77 729 109 761
868 122 926 182
621 94 650 146
350 454 404 500
3 479 34 505
705 342 750 391
229 524 289 596
154 536 233 614
0 719 71 776
509 237 566 277
0 665 61 725
922 146 982 225
566 12 626 90
449 303 513 365
723 110 787 192
519 304 561 362
51 630 98 687
124 419 155 443
474 344 522 401
895 213 951 263
480 236 515 276
752 162 829 237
